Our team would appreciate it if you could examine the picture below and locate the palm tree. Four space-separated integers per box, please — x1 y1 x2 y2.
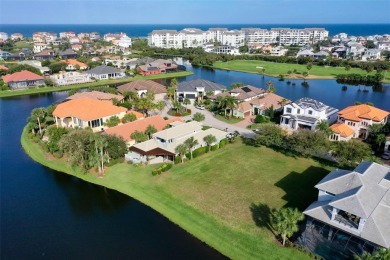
316 120 332 136
31 107 46 135
183 98 191 110
155 100 166 114
376 134 386 150
193 112 205 122
203 134 217 152
167 87 175 101
306 63 312 75
271 207 304 246
89 134 108 176
184 136 199 160
173 100 183 114
278 98 289 108
266 81 276 93
225 96 238 118
170 78 178 100
131 130 148 143
136 98 153 117
145 124 157 139
175 144 188 164
217 96 228 117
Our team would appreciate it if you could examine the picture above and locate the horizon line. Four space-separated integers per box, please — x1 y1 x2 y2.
2 23 390 25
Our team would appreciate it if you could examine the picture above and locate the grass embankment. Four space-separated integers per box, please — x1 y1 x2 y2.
0 71 193 98
21 127 332 259
213 60 390 82
215 114 244 124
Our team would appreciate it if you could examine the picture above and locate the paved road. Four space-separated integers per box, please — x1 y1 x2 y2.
160 101 256 139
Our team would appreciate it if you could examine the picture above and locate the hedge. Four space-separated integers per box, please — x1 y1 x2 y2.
152 163 173 176
211 144 219 151
219 138 227 148
193 146 207 158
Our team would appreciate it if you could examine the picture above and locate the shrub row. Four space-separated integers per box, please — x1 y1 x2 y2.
219 138 227 148
152 163 173 176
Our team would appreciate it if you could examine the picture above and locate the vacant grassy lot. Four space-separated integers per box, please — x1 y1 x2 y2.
22 127 333 259
0 71 192 98
213 60 390 82
14 40 34 50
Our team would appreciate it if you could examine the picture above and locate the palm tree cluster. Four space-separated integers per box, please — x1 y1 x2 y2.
130 124 157 143
123 90 166 117
216 95 238 118
175 134 217 163
27 105 56 136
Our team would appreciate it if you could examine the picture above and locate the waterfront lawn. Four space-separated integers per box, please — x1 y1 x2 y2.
22 128 332 259
0 71 193 98
213 60 390 81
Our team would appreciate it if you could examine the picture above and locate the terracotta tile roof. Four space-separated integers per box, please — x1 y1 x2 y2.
0 65 8 70
126 110 144 119
2 70 43 83
117 80 167 95
61 59 88 68
67 91 124 102
236 93 288 113
53 98 127 121
338 104 389 122
331 123 354 137
104 115 182 142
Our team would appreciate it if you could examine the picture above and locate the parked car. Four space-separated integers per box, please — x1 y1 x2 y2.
195 105 205 110
381 152 390 160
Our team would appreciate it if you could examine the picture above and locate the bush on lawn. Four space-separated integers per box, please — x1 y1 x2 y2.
254 115 270 124
193 146 207 158
152 163 173 175
219 138 228 147
211 144 219 151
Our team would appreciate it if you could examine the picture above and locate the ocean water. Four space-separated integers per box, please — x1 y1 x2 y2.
0 24 389 38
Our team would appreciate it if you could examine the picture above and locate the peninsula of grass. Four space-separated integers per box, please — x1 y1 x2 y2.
213 60 390 82
215 114 244 124
21 126 332 259
0 71 193 98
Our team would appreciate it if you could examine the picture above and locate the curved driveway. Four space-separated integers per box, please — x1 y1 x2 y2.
160 101 256 139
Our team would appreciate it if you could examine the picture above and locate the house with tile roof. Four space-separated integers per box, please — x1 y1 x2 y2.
2 70 45 90
60 59 88 70
53 98 127 132
330 104 389 140
232 93 288 118
0 65 8 71
280 97 338 131
104 115 181 146
50 71 91 86
127 121 227 164
176 79 227 104
117 80 167 101
304 161 390 249
85 65 125 80
33 49 55 60
60 49 78 59
66 91 124 103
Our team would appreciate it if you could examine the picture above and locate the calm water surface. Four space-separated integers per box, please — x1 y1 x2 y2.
1 66 389 258
0 93 225 259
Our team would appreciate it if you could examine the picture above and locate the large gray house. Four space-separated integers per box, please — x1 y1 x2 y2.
86 65 125 80
176 79 226 104
304 161 390 249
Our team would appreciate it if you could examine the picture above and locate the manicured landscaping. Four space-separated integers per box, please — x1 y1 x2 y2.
22 126 333 259
213 60 390 82
215 114 244 124
0 71 193 98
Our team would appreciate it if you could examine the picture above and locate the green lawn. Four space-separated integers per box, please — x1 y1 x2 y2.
14 41 34 50
213 60 390 82
21 127 333 259
0 71 193 98
215 114 244 124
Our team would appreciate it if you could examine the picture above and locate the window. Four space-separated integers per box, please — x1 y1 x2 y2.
90 119 101 128
308 110 313 115
78 119 82 127
297 109 301 114
286 108 292 113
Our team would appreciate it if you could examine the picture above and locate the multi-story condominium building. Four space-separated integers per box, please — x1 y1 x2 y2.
59 32 76 39
114 35 132 48
148 30 183 49
221 30 245 47
206 28 228 43
330 104 389 141
11 33 23 41
280 97 338 131
33 32 58 43
77 32 100 40
181 28 207 48
0 32 9 41
242 28 277 44
273 27 329 45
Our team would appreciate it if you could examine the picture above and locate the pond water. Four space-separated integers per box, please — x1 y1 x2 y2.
0 93 225 259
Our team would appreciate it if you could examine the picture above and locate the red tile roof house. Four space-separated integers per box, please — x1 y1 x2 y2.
53 98 127 132
233 93 289 118
66 91 125 103
104 115 182 147
2 70 45 90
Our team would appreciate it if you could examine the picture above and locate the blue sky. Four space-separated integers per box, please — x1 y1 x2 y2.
0 0 389 24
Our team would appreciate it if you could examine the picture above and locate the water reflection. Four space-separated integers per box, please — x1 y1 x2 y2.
51 171 131 216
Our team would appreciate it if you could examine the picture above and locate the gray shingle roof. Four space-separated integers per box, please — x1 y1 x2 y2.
305 162 390 248
177 79 227 92
86 65 122 75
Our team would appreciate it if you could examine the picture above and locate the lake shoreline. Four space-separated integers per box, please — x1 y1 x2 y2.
20 126 308 260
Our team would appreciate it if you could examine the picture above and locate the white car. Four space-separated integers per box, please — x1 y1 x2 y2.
196 105 205 110
382 152 390 160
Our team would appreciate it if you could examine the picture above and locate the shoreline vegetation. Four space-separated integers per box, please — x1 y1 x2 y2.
0 71 192 98
212 60 390 83
21 125 333 259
